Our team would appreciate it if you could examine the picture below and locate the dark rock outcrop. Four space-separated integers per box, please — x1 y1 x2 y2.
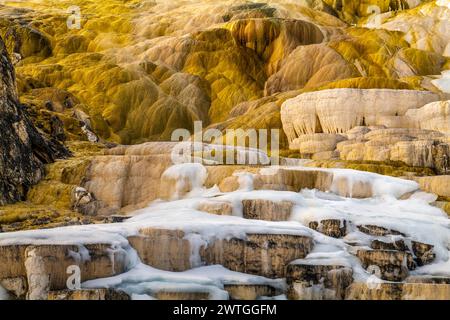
0 36 68 205
309 219 347 238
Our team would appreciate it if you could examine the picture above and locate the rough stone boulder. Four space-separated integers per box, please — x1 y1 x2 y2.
71 187 103 216
0 36 68 205
370 239 408 251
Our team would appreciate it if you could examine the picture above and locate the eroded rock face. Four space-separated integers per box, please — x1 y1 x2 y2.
406 100 450 134
411 241 435 266
265 43 358 95
345 282 404 300
2 23 52 59
403 276 450 300
252 168 334 193
83 143 175 213
202 234 313 278
346 280 450 300
212 166 412 199
358 225 405 237
286 263 353 300
402 283 450 300
213 167 334 194
367 236 435 268
224 284 277 300
337 128 450 174
292 128 449 175
0 36 68 205
47 146 407 215
413 175 450 198
128 229 191 272
356 249 414 281
242 199 293 221
197 200 234 216
309 219 347 238
0 245 28 280
281 89 440 143
129 228 313 278
280 87 450 174
226 17 325 75
0 243 128 299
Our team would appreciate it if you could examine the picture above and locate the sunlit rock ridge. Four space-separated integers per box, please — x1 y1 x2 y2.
0 0 450 301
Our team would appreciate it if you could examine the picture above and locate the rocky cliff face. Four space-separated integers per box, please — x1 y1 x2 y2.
0 36 68 205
